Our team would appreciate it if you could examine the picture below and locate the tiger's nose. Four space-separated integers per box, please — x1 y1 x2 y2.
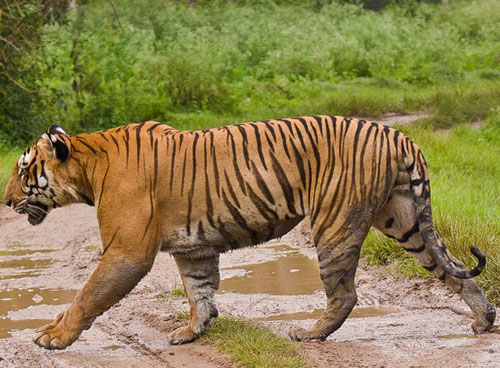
4 199 12 207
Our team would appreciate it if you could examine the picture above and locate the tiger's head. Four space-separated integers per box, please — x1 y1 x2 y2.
3 124 74 225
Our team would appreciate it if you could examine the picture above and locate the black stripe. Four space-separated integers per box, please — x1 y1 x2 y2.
293 120 307 152
221 189 259 244
246 184 279 221
307 117 320 144
386 222 419 243
205 158 215 228
264 130 275 153
402 244 425 253
124 129 130 165
250 123 268 171
216 218 238 248
277 125 291 160
98 131 110 142
186 134 200 236
101 227 120 256
223 170 241 208
237 125 251 170
75 137 97 154
153 139 159 191
136 122 145 168
270 153 297 215
423 263 437 272
290 138 306 188
169 138 177 192
250 161 275 205
282 119 296 138
147 122 163 147
110 134 120 154
263 120 277 142
180 141 188 195
210 131 221 197
228 130 247 195
319 247 360 280
197 221 207 242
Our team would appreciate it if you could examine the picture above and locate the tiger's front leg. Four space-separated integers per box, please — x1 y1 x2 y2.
169 255 220 344
34 246 154 350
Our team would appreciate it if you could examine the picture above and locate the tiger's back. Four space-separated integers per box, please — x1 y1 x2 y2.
89 116 407 257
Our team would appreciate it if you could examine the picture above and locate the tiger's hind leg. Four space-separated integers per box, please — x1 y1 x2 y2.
169 255 220 344
289 217 371 341
373 191 496 333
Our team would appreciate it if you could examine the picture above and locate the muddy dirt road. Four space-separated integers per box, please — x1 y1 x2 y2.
1 204 499 367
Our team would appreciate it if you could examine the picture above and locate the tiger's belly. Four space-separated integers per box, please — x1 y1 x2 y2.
160 216 304 258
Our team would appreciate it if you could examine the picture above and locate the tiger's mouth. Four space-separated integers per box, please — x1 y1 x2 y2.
13 200 49 226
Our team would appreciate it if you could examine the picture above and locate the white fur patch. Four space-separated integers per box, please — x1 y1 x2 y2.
38 175 48 188
18 150 32 168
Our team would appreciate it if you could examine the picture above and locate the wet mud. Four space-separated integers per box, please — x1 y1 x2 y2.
219 245 323 295
0 204 499 368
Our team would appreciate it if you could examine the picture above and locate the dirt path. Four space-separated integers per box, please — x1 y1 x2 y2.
1 204 499 368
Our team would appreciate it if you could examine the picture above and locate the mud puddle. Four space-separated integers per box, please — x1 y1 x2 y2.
0 242 77 339
0 287 77 339
0 244 56 281
219 245 323 295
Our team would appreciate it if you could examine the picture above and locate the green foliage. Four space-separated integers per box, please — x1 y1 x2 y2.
0 1 73 145
0 147 22 202
3 0 500 141
203 317 309 368
416 83 500 129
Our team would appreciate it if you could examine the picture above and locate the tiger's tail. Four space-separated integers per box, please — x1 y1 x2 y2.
405 141 485 279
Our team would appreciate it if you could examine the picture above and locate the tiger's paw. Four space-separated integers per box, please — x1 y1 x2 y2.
168 326 199 345
33 313 80 350
472 308 496 334
289 327 326 342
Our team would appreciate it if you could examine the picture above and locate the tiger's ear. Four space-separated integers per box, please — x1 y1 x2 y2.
40 124 70 162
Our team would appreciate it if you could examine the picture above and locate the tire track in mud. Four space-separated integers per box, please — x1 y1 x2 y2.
94 320 175 367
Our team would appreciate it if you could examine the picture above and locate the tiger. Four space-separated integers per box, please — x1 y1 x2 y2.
3 115 495 350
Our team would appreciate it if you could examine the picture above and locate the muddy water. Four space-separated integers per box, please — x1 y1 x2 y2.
0 287 77 339
0 244 77 339
256 306 398 321
219 245 323 295
0 245 56 279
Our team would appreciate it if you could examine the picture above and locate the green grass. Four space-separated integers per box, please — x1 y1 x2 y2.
202 317 309 368
0 148 22 202
157 281 188 298
362 112 500 304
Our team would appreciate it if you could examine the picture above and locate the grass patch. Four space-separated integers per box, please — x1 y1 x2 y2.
415 82 500 129
202 317 309 368
0 148 22 202
362 113 500 304
157 281 187 298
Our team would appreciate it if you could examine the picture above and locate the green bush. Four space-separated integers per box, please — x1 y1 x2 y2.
3 0 500 141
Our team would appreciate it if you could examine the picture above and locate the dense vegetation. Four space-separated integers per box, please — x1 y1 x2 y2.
2 0 500 145
2 0 500 305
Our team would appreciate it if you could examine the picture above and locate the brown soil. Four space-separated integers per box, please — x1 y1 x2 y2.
1 204 499 368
